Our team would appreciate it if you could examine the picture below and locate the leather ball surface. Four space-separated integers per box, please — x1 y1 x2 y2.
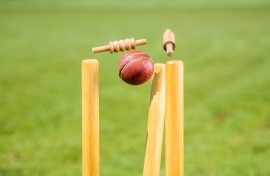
118 50 154 85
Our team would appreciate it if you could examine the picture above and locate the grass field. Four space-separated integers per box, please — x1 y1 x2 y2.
0 1 270 175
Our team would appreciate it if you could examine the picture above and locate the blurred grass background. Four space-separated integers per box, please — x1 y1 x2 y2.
0 0 270 175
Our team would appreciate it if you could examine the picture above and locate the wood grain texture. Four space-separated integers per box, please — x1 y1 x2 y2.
165 60 184 176
82 59 99 176
143 64 165 176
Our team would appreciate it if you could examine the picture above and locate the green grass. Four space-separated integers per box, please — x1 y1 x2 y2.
1 0 270 10
0 3 270 176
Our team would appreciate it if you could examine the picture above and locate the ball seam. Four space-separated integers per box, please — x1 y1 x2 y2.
119 58 145 79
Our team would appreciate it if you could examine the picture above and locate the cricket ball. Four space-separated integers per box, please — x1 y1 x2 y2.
118 50 154 85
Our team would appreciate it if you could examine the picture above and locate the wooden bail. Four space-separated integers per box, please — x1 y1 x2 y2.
163 29 176 57
92 38 147 54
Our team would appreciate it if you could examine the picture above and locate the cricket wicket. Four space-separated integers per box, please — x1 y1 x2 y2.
82 29 184 176
81 60 184 176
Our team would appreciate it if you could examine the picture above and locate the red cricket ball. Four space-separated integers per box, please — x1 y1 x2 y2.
118 50 154 85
